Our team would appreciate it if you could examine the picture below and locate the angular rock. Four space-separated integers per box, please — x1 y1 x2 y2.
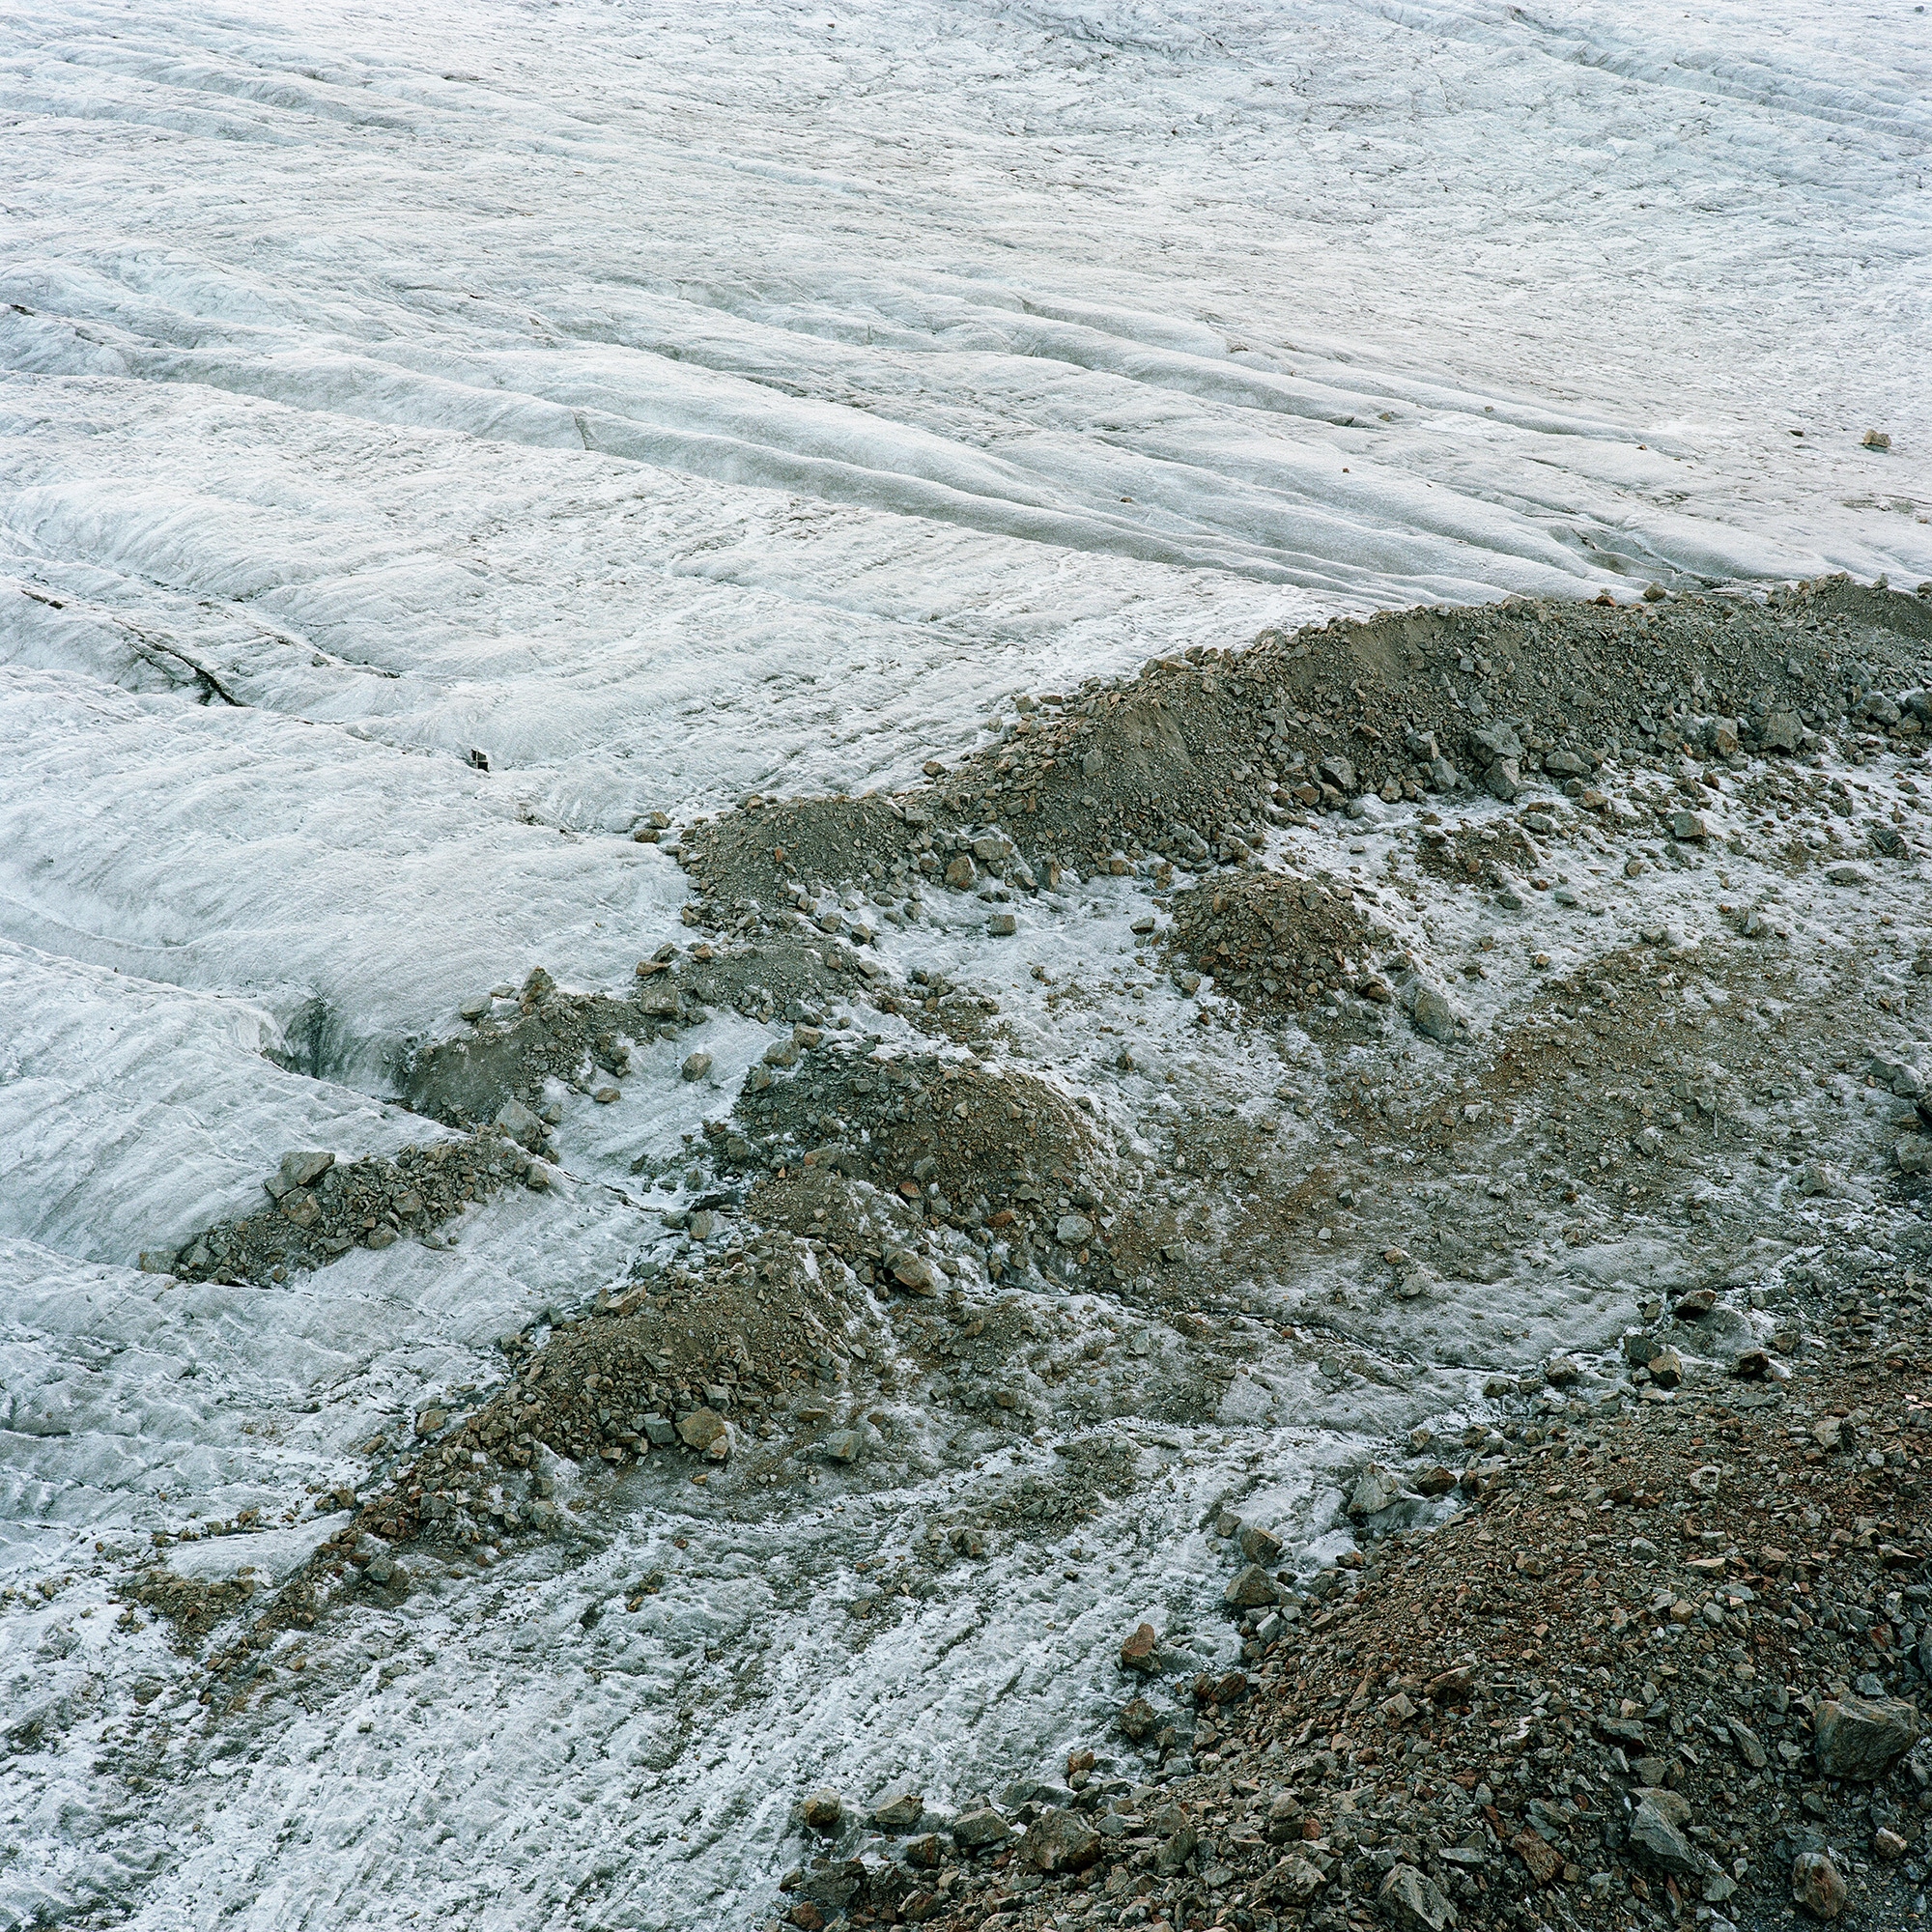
870 1789 923 1833
675 1408 732 1459
885 1247 940 1295
1224 1563 1280 1609
1239 1523 1283 1565
1467 723 1525 768
950 1805 1012 1850
1120 1622 1161 1673
1759 711 1804 753
1348 1463 1399 1517
1512 1828 1560 1886
823 1429 862 1463
1272 1854 1327 1905
1022 1807 1100 1874
1118 1694 1158 1739
1814 1694 1920 1778
1791 1850 1847 1920
1056 1212 1094 1246
279 1150 335 1191
1378 1861 1453 1932
1647 1346 1685 1389
495 1100 544 1150
680 1051 713 1082
1627 1787 1702 1875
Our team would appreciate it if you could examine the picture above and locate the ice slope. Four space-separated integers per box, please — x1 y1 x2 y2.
0 0 1927 1926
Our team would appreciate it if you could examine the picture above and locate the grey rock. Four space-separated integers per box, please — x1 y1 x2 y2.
1668 809 1711 842
1466 723 1525 768
679 1051 713 1082
1627 1787 1703 1876
1427 755 1462 791
1814 1693 1920 1778
1317 754 1356 793
824 1429 862 1463
1348 1463 1399 1517
1022 1807 1100 1874
1377 1861 1453 1931
1056 1212 1095 1245
1759 711 1804 753
870 1788 923 1833
1484 757 1522 802
951 1805 1013 1849
494 1100 543 1150
279 1150 335 1190
1410 982 1463 1044
1273 1854 1327 1904
1544 748 1589 778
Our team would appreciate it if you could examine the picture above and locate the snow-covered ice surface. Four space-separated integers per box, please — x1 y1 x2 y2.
2 1 1929 1926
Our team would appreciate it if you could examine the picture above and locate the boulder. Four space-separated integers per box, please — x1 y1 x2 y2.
1377 1862 1453 1932
1791 1850 1847 1920
1022 1807 1100 1874
675 1408 732 1459
885 1248 940 1295
1814 1694 1920 1778
950 1806 1012 1850
1272 1854 1327 1905
1224 1563 1280 1608
1627 1787 1702 1875
870 1788 923 1833
801 1788 843 1831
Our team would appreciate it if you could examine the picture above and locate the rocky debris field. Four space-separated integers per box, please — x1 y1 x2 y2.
819 1326 1932 1932
81 577 1932 1932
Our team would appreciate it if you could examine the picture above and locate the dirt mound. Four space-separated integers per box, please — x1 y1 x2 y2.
144 1129 546 1286
400 962 703 1129
730 1039 1147 1290
677 793 923 919
1163 870 1395 1019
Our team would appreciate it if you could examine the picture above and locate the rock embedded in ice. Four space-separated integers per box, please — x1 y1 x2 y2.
987 912 1017 936
885 1247 939 1295
800 1788 843 1831
495 1098 543 1149
1119 1622 1161 1673
1347 1463 1399 1517
823 1429 862 1463
680 1051 713 1081
1409 982 1463 1043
